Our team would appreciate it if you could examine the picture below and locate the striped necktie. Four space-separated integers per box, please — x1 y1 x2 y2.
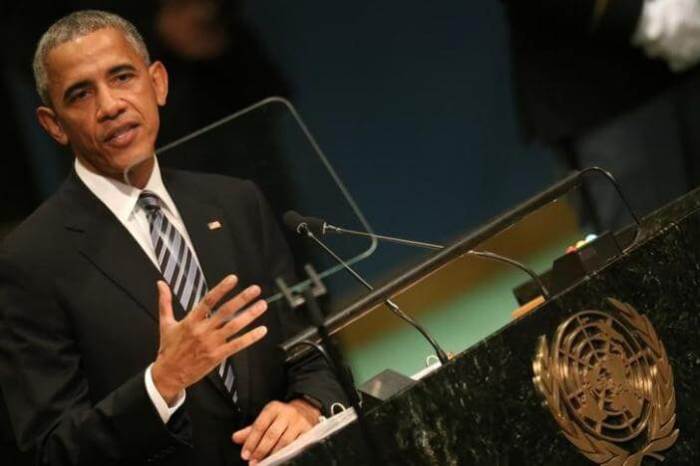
138 190 239 405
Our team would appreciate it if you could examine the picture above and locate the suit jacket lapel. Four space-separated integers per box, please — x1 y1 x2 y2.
60 172 164 323
164 172 252 411
61 169 252 410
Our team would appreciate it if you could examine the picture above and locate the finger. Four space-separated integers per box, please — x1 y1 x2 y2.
189 274 238 321
249 416 289 462
217 326 267 361
209 285 262 328
271 422 304 454
215 299 267 340
157 281 175 328
231 425 251 444
241 403 280 461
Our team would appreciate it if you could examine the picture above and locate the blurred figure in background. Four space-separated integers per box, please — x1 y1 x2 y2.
150 0 292 145
502 0 700 230
0 84 35 232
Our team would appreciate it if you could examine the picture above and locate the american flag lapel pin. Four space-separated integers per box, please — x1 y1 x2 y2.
207 220 222 230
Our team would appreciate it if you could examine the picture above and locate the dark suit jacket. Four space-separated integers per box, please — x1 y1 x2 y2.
501 0 690 144
0 168 344 466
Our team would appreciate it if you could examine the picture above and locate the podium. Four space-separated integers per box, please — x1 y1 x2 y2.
278 186 700 465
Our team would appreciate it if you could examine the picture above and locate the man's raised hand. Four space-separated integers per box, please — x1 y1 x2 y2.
151 274 268 404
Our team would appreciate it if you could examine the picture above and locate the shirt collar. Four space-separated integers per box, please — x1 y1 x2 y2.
74 156 179 223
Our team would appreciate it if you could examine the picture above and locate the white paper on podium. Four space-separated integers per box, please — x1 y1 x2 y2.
409 360 441 381
257 360 442 466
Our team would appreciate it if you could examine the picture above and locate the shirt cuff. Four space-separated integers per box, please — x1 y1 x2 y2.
145 363 186 424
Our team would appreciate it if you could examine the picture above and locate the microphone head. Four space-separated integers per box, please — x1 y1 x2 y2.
283 210 307 234
304 216 326 235
283 210 326 235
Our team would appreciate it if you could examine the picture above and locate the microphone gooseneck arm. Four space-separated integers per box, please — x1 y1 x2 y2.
466 250 550 300
299 225 450 364
324 225 444 250
324 225 551 300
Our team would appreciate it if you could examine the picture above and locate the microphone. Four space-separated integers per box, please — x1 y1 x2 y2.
283 211 326 236
283 210 450 364
285 211 550 300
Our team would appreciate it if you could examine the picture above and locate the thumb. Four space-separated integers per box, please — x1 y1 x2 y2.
232 425 252 444
157 281 176 329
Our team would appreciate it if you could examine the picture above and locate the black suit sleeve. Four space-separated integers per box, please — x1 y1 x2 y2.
0 255 190 465
502 0 644 41
247 182 348 416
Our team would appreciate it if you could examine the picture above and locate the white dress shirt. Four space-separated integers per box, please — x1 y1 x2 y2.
75 156 194 424
633 0 700 72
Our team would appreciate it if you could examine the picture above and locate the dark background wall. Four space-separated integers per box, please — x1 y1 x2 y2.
240 1 559 277
1 1 559 265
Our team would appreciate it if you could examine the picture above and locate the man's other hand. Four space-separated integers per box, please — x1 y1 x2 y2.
151 275 268 404
231 399 321 464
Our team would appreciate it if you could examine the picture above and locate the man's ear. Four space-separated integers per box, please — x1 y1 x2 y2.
36 106 69 145
149 61 169 106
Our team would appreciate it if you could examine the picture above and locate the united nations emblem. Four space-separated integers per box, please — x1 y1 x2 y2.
532 298 679 465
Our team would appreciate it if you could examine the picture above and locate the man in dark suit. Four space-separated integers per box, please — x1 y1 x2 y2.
0 10 344 466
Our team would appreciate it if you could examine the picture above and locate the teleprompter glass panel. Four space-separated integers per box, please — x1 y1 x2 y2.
124 97 377 310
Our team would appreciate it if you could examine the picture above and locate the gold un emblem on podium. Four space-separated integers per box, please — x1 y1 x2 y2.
532 298 679 465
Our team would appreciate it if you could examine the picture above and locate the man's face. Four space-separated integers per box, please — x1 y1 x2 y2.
37 27 168 181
